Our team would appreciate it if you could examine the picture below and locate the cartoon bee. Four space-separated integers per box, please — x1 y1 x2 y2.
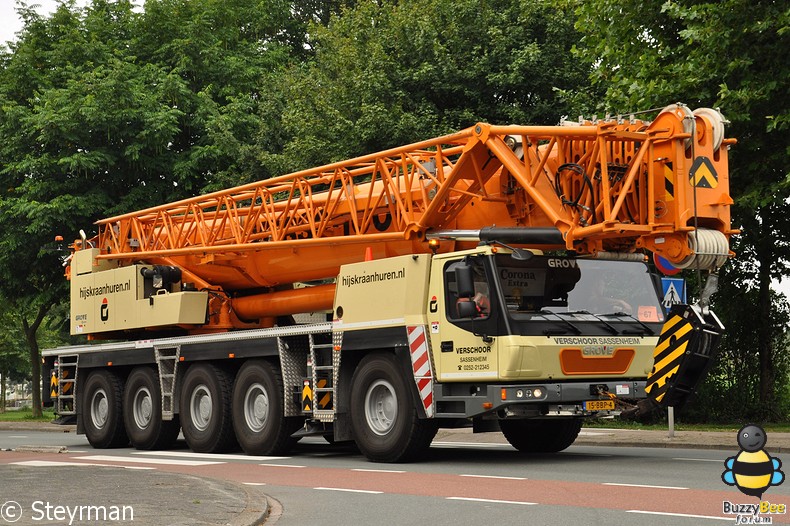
722 424 784 498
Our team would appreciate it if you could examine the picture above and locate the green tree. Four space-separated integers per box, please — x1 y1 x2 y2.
0 302 29 412
272 0 595 171
0 0 314 414
575 0 790 418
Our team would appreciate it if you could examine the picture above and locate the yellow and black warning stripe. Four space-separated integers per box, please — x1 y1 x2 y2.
316 378 332 410
664 162 675 201
301 381 313 412
689 156 718 189
301 378 333 413
646 313 694 403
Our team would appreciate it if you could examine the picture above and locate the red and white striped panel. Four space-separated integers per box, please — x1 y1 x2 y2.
407 325 434 418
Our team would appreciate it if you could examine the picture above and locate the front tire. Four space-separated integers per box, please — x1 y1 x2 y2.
82 370 128 448
232 360 300 455
179 364 237 453
350 352 437 463
499 418 583 453
123 367 180 450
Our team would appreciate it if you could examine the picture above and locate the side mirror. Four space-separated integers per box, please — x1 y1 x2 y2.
455 264 475 298
457 299 477 319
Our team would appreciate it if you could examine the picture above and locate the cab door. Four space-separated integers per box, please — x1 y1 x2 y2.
427 255 501 382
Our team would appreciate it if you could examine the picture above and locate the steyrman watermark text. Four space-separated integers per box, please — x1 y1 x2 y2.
1 500 134 524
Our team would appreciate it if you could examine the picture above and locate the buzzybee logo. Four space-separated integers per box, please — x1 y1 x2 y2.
721 424 786 524
723 424 784 498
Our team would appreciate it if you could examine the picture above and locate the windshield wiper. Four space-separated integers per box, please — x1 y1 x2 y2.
604 311 656 335
569 310 620 335
539 309 581 335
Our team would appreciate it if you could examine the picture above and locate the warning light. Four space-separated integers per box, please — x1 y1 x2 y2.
501 388 507 400
428 239 440 254
482 402 494 410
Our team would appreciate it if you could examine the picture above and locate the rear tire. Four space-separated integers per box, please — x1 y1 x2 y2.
123 367 180 450
82 370 128 448
180 364 237 453
232 360 300 455
350 352 437 463
499 418 582 453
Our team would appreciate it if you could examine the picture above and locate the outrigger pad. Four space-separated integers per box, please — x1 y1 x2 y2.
645 304 724 409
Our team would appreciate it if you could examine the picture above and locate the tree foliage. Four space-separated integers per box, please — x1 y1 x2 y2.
0 0 786 423
0 0 312 413
575 0 790 418
271 0 595 171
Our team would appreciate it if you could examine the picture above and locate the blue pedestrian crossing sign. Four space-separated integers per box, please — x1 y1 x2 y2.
661 278 686 312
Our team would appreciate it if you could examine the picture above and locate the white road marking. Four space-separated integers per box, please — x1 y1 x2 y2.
243 482 267 486
673 457 723 463
603 482 688 490
131 451 289 461
447 497 537 506
315 487 383 494
627 510 731 521
11 460 154 470
7 435 27 438
259 463 306 468
460 474 527 480
352 468 406 473
432 441 513 449
74 455 223 466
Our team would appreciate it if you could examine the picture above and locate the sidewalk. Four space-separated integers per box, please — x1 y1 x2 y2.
4 420 790 452
0 464 269 526
435 426 790 454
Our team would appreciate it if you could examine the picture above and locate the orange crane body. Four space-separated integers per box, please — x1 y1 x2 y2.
76 106 733 331
47 104 735 462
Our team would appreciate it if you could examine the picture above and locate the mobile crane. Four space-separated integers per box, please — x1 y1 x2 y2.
44 103 734 462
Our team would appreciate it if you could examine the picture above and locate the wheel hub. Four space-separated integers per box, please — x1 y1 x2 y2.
90 388 109 429
190 385 213 431
132 386 153 429
364 379 397 436
244 384 269 432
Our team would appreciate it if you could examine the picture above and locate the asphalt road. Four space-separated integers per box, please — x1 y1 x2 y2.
2 428 789 525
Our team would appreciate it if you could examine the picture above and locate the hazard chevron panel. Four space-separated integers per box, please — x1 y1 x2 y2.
646 304 724 408
407 325 435 418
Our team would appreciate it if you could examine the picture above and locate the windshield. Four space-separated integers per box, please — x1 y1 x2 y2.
494 254 664 324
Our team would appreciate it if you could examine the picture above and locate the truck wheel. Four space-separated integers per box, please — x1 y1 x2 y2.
179 364 237 453
232 360 300 455
82 370 128 448
350 352 437 463
123 367 180 450
499 418 583 453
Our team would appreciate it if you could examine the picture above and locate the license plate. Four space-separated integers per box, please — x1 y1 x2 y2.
584 399 615 411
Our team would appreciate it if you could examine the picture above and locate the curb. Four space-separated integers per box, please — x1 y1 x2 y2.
230 481 271 526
